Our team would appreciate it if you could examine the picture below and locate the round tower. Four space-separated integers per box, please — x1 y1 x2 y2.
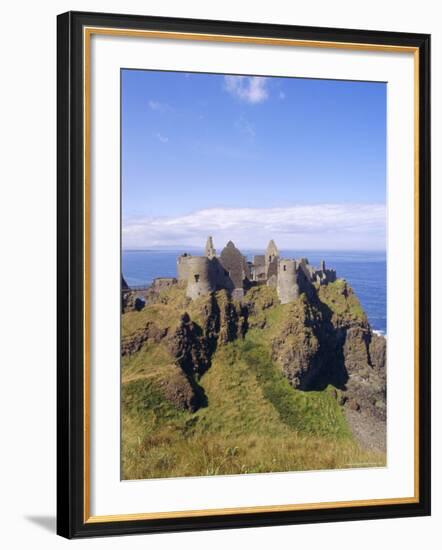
177 253 191 281
185 256 215 300
277 259 300 304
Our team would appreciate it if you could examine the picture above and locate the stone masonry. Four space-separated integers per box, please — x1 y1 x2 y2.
177 237 337 303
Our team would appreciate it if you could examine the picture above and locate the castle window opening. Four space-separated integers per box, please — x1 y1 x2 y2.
194 274 199 282
283 265 287 271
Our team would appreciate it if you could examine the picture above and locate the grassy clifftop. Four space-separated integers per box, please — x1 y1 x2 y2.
122 282 386 479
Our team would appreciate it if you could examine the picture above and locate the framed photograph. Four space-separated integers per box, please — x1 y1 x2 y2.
57 11 431 538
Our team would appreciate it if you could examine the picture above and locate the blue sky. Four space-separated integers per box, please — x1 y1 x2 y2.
122 69 386 250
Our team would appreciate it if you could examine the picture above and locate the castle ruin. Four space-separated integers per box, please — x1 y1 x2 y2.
177 237 336 303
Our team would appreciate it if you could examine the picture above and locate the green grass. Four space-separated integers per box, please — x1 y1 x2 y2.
122 327 383 480
122 343 172 381
122 284 205 337
121 283 384 480
318 279 366 322
236 331 351 438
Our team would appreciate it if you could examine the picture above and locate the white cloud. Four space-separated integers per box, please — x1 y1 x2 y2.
224 76 269 104
148 100 170 112
122 204 386 250
155 133 169 143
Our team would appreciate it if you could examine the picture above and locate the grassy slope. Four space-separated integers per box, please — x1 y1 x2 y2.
318 279 367 323
122 284 385 480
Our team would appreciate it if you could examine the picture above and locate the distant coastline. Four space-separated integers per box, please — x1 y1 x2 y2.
122 247 387 253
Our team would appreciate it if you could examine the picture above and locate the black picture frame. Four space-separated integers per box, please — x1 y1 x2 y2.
57 10 431 539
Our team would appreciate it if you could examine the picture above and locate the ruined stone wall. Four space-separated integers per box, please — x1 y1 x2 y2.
251 262 266 281
324 269 337 283
211 258 234 292
243 256 252 280
297 258 313 282
267 274 277 288
178 239 337 302
265 240 279 279
205 236 216 259
152 277 177 290
267 259 278 279
219 241 245 290
297 266 315 298
309 266 337 285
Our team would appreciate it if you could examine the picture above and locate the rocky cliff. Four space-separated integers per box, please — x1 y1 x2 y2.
122 279 386 429
122 278 388 478
122 285 247 411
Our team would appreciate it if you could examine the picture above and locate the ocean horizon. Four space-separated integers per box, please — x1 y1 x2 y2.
122 249 386 335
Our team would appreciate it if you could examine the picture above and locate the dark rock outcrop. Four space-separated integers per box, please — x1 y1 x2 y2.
167 313 211 377
218 296 247 344
122 290 135 312
121 321 169 356
158 365 204 412
167 292 248 378
134 297 145 311
271 299 321 389
265 281 386 421
122 281 386 423
369 332 387 371
341 329 386 421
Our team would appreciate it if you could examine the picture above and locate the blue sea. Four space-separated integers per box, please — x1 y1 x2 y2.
122 249 386 335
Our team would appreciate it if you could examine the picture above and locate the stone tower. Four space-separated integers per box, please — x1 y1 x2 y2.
177 253 191 281
184 256 215 300
205 236 216 259
265 239 279 279
277 259 300 304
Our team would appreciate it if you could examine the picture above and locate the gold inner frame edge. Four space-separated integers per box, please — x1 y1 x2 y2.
82 26 420 524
